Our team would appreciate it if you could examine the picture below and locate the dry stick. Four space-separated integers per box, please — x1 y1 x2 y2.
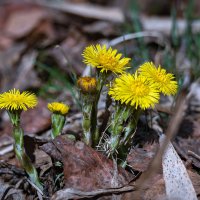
132 72 191 199
52 186 135 200
188 150 200 162
108 31 171 51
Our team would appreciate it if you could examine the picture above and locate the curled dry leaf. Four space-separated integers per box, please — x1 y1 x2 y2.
41 135 133 192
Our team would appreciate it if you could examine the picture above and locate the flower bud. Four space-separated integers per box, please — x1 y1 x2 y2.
77 77 97 94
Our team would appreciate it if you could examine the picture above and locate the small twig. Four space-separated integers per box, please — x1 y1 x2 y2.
108 31 170 51
52 185 135 200
0 144 13 156
26 178 43 196
111 158 121 200
188 150 200 162
1 186 14 200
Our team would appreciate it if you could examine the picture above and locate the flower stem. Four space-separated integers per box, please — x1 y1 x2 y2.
109 104 132 154
123 109 141 145
51 113 66 139
8 110 43 191
91 72 108 146
13 125 43 191
82 101 93 146
117 109 142 165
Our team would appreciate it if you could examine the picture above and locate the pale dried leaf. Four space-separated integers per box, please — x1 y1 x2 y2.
160 135 197 200
37 1 124 23
142 16 200 35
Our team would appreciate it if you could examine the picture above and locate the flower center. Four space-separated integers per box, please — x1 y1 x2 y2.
10 95 22 104
99 54 118 70
155 71 168 83
131 81 150 97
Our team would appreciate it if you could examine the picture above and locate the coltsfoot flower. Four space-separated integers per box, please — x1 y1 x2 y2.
77 77 97 94
0 88 42 191
0 88 37 111
108 72 160 109
138 62 178 95
82 44 130 74
48 102 69 115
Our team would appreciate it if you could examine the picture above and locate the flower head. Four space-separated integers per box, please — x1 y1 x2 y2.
82 44 130 74
48 102 69 115
0 88 37 111
138 62 178 95
108 72 160 109
77 77 97 94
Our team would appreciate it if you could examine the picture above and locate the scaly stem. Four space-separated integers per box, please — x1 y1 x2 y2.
109 104 132 154
117 109 142 166
122 109 141 145
82 100 93 146
91 72 108 147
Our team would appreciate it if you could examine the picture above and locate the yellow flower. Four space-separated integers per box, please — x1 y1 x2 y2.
82 44 130 74
0 88 37 111
77 77 97 94
108 72 160 109
48 102 69 115
138 62 178 95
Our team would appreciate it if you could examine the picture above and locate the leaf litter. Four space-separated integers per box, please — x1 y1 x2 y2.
0 0 200 199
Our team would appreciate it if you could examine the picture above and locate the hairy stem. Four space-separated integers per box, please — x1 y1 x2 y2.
51 113 66 139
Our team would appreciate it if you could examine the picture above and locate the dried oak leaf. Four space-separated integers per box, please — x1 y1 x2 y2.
41 135 133 192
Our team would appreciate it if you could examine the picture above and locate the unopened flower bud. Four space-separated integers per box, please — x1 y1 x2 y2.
77 77 97 94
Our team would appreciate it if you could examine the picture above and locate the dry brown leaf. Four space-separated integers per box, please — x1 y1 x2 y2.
4 8 47 39
12 50 41 90
41 135 133 192
127 143 158 172
21 98 51 135
0 34 13 50
174 137 200 168
49 27 87 75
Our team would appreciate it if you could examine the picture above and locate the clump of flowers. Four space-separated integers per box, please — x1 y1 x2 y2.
81 45 131 147
0 89 43 191
48 102 69 139
81 43 178 164
0 44 179 191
